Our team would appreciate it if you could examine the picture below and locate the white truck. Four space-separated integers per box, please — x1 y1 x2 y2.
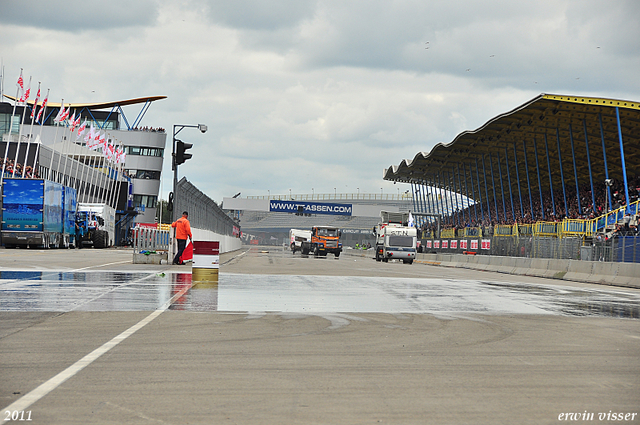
289 228 312 254
374 211 417 264
77 203 116 248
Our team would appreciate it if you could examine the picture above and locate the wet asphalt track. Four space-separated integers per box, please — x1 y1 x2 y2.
1 246 639 424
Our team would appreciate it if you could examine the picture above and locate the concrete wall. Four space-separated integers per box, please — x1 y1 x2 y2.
413 253 640 289
192 227 242 253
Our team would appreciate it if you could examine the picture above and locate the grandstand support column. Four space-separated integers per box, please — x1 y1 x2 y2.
496 151 508 221
438 172 449 225
533 137 545 220
451 169 460 225
615 107 631 214
556 128 569 217
466 163 479 223
544 134 556 217
436 175 445 221
513 143 524 219
568 123 582 216
474 159 485 222
411 182 418 216
457 164 466 224
522 139 535 220
599 113 613 212
488 153 500 222
480 156 492 223
463 163 476 223
583 119 597 215
446 171 457 225
504 148 515 221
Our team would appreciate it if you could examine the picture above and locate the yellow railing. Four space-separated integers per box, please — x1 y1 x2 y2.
533 222 559 237
463 227 482 238
516 223 533 236
440 228 456 239
494 224 515 237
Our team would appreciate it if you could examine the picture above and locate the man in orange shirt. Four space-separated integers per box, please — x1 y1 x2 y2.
171 211 192 265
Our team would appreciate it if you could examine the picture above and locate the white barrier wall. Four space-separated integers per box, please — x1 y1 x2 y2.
191 228 242 253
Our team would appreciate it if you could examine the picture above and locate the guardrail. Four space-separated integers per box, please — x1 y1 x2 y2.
133 226 170 253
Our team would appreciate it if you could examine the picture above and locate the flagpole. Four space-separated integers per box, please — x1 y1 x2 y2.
0 69 22 186
59 108 75 186
30 88 49 179
50 99 64 181
22 82 41 178
12 76 31 178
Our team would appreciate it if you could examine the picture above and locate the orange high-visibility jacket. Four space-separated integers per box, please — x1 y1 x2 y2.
171 217 192 240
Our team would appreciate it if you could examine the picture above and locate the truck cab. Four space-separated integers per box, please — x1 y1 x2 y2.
301 226 342 257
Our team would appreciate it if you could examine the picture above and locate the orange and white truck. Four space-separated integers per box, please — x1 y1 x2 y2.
300 226 342 258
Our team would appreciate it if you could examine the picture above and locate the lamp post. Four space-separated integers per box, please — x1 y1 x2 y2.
172 123 207 222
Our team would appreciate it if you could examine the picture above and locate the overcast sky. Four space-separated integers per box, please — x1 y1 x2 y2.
1 0 639 203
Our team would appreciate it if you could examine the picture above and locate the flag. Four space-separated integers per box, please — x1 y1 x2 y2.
68 113 77 131
36 92 48 123
72 115 82 133
408 212 415 228
19 77 31 103
16 70 24 94
30 84 41 119
76 120 87 139
54 103 66 124
85 124 95 145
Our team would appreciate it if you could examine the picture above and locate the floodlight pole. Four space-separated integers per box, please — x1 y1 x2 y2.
172 123 207 222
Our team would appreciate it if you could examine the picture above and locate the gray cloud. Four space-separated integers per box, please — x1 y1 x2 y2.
0 0 159 31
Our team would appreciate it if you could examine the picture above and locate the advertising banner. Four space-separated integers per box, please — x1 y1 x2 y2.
269 200 352 216
470 239 478 250
450 240 458 249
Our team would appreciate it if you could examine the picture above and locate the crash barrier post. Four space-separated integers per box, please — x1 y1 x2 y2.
192 240 220 284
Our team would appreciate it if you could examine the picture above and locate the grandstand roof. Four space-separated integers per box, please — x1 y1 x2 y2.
383 94 640 201
3 95 166 110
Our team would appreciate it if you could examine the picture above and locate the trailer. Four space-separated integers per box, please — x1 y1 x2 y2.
1 178 76 248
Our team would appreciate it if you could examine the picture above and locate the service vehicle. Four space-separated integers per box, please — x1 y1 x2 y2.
76 203 115 248
300 226 342 258
289 228 312 253
374 211 417 264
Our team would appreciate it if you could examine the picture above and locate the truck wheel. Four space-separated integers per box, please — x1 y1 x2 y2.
382 258 388 263
93 230 105 248
334 252 340 258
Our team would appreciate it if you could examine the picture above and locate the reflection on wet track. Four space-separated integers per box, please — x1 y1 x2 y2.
0 270 638 319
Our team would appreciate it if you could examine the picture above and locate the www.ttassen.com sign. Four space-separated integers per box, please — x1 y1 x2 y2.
269 200 353 216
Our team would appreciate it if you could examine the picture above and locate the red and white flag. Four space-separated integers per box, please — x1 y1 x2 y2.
85 125 97 147
16 70 24 94
36 91 48 123
30 84 41 119
54 102 67 124
68 113 77 131
76 120 87 139
19 77 32 103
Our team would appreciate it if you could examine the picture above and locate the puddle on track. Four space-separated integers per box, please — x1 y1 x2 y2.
0 271 638 319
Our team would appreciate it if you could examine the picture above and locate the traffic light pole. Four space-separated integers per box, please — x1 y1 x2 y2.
171 123 207 222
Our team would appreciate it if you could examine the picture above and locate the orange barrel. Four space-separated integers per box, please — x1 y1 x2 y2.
192 241 220 284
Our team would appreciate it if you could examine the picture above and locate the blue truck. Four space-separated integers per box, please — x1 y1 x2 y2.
1 178 77 248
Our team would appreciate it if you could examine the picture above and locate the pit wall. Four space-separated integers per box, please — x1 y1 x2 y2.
341 249 640 289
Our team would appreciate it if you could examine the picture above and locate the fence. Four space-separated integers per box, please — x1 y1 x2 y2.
175 177 238 236
133 226 170 253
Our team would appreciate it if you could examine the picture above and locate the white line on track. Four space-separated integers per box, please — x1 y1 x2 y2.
1 273 192 413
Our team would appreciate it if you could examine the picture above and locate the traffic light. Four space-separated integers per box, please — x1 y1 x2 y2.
175 139 193 166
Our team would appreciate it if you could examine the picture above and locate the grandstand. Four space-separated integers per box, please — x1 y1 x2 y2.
384 94 640 262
